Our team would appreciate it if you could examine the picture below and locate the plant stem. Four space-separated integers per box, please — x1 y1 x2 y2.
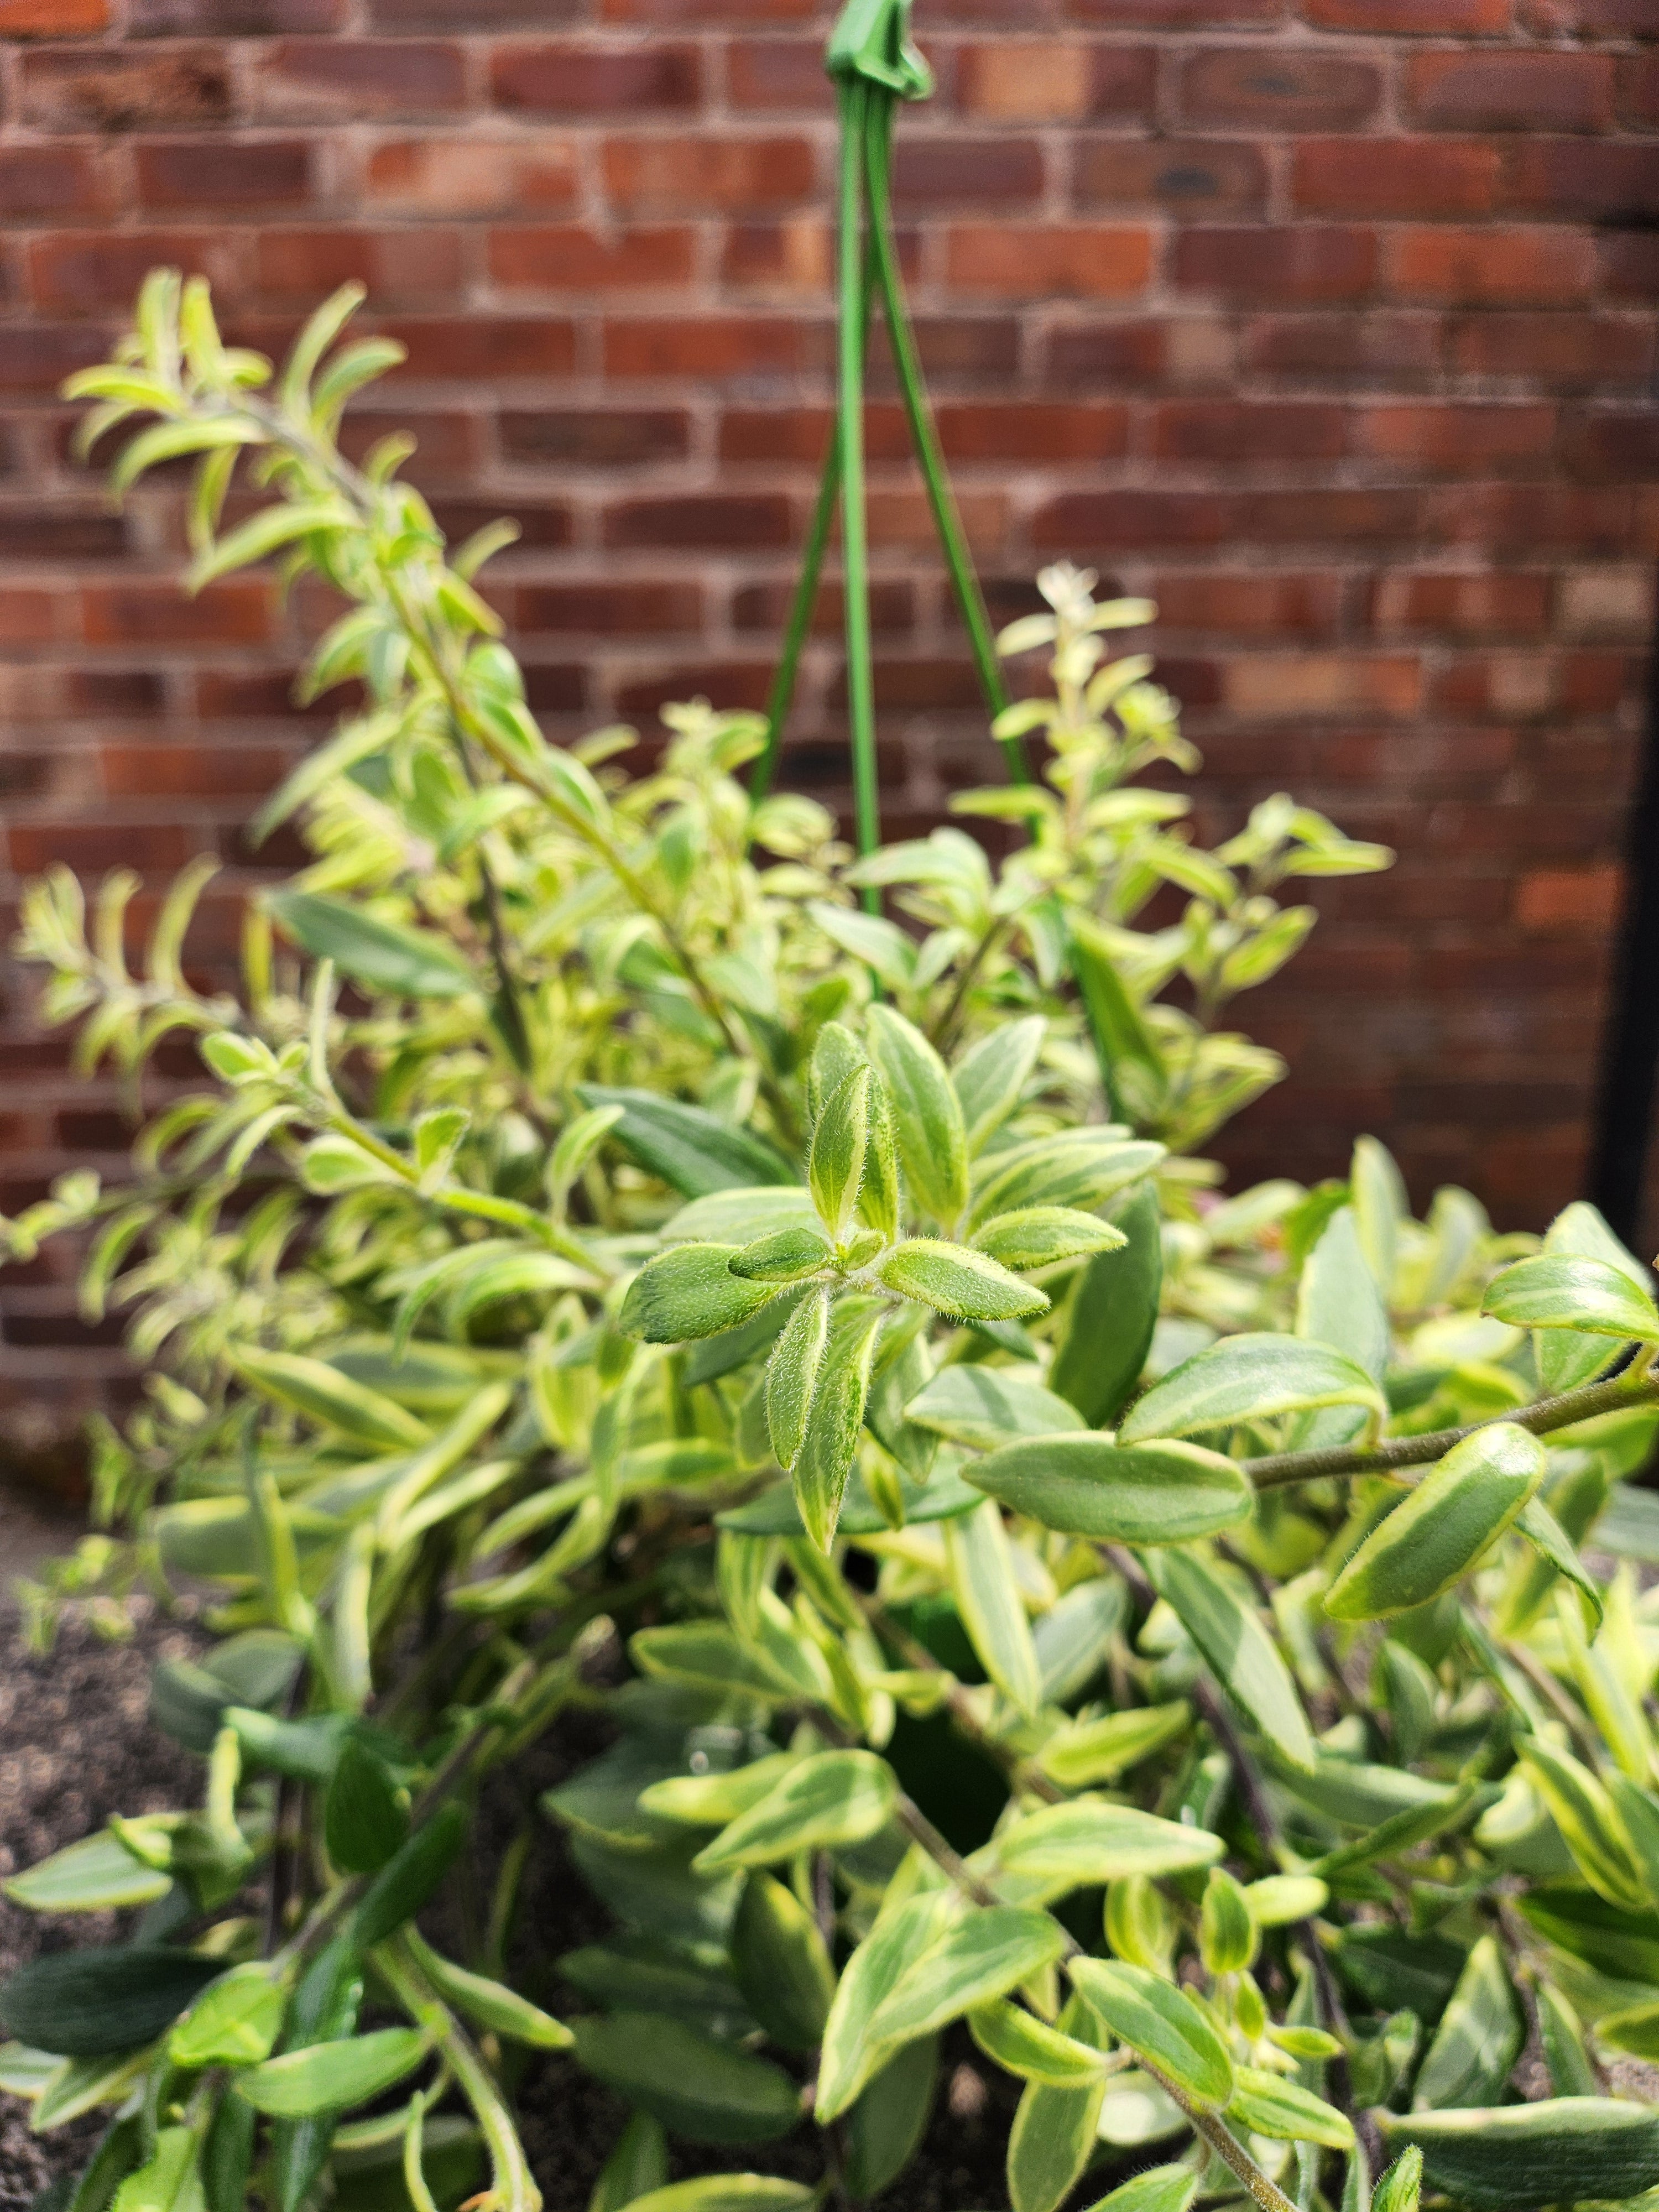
859 1592 1062 1802
836 75 881 898
378 1937 541 2212
752 440 840 807
1243 1358 1659 1490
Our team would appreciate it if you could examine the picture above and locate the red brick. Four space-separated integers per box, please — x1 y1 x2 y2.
512 581 701 632
1033 489 1237 550
865 487 1005 553
130 0 341 27
500 409 690 466
487 226 695 293
613 661 776 717
1517 867 1622 929
1386 225 1593 305
1406 49 1615 132
1151 399 1347 463
489 42 700 113
135 138 315 211
1044 320 1169 383
603 494 793 549
1224 653 1423 718
366 136 580 215
1604 233 1659 304
1150 572 1342 633
0 147 109 220
724 37 825 113
721 219 833 293
1370 571 1551 637
954 40 1156 122
1065 0 1281 20
1175 226 1375 301
1619 54 1659 128
1560 410 1659 484
1239 489 1426 541
28 230 243 315
891 137 1047 210
732 578 915 634
1291 138 1500 218
254 227 465 306
1244 311 1439 382
1358 403 1557 474
1427 482 1634 554
19 45 232 130
1505 140 1659 222
943 223 1152 299
376 316 577 379
1524 0 1655 31
252 40 466 122
1180 48 1382 130
603 137 818 215
936 401 1130 462
603 315 813 377
1446 311 1652 384
0 0 106 33
1075 137 1267 213
1305 0 1508 23
337 406 479 478
100 744 293 799
718 404 905 465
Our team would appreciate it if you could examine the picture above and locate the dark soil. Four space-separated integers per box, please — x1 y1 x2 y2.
0 1608 1023 2212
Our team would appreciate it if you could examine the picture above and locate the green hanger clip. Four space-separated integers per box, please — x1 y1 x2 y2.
825 0 933 101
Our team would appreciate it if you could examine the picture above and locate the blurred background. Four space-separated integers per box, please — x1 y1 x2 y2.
0 0 1654 1485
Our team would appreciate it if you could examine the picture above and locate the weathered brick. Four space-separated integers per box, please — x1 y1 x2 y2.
1076 136 1267 213
251 40 467 123
721 218 834 293
19 45 232 131
1149 572 1343 632
1619 53 1659 129
1504 139 1659 222
718 404 905 464
724 37 825 113
1445 311 1653 384
943 223 1152 298
1044 319 1170 383
135 138 316 211
1406 49 1615 132
1560 409 1659 483
490 42 701 113
1291 137 1501 217
1385 224 1593 305
129 0 341 27
1151 400 1348 462
499 409 691 466
603 314 813 377
366 136 580 215
954 40 1156 122
1358 401 1557 473
937 401 1130 461
1370 570 1552 636
1244 311 1439 381
603 493 794 548
0 147 110 220
28 229 243 315
1223 653 1423 718
487 226 696 291
254 227 466 306
1305 0 1509 24
376 316 577 378
1180 48 1383 130
1175 225 1376 300
1556 566 1652 638
602 136 817 213
891 136 1047 208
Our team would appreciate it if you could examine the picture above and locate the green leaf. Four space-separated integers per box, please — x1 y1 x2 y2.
111 416 265 497
867 1906 1067 2045
624 2182 816 2212
946 1499 1043 1714
1488 1251 1659 1343
569 2012 800 2145
953 1017 1046 1152
353 1801 467 1950
589 2111 668 2212
1537 1201 1652 1392
1036 1702 1190 1790
1246 1874 1329 1927
621 1245 776 1344
967 1434 1252 1545
1067 1958 1234 2108
169 1964 286 2069
877 1239 1048 1323
1324 1423 1547 1621
1144 1548 1314 1771
1227 2068 1353 2150
791 1297 884 1552
1050 1180 1162 1427
817 1892 958 2120
403 1933 571 2050
1081 2167 1197 2212
267 889 476 1000
1519 1736 1647 1911
765 1288 829 1472
1411 1935 1520 2110
807 902 919 991
972 1207 1126 1273
1006 1990 1111 2212
1516 1495 1604 1633
730 1227 831 1284
4 1832 171 1914
982 1798 1222 1903
692 1752 897 1874
969 1134 1164 1229
728 1872 835 2054
865 1004 968 1228
1370 2148 1422 2212
1535 1982 1597 2098
232 1347 431 1451
1293 1204 1390 1451
905 1366 1084 1451
969 2000 1109 2086
325 1738 409 1875
1120 1332 1384 1443
1199 1869 1256 1974
1067 913 1168 1125
638 1754 801 1829
32 2048 153 2132
577 1086 796 1199
0 1947 222 2059
111 2125 200 2212
630 1623 808 1706
843 2036 938 2202
1381 2100 1659 2212
237 2027 430 2117
810 1067 872 1240
187 499 350 590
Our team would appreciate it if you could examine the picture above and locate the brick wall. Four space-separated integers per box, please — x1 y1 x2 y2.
0 0 1655 1468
